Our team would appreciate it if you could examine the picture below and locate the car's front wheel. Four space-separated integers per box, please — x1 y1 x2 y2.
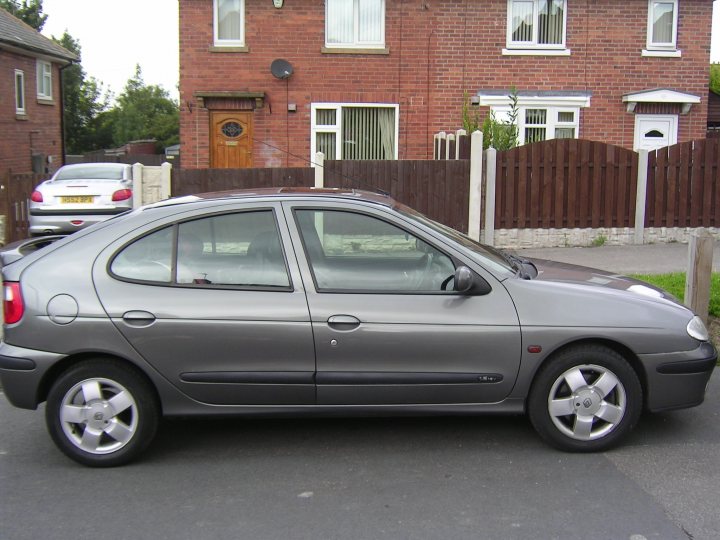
528 345 642 452
45 359 159 467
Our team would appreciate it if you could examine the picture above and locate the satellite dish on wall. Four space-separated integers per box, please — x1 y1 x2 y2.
270 59 293 80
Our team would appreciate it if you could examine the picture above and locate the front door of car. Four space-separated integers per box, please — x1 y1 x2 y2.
283 202 522 405
92 203 315 405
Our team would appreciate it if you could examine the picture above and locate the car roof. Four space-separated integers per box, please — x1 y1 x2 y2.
148 187 398 209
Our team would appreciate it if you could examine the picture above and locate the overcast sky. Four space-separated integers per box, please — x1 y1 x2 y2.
40 0 719 103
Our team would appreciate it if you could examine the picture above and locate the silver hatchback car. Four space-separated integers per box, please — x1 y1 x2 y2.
29 163 133 236
0 188 715 466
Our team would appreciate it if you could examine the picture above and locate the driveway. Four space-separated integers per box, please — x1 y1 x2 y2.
1 371 718 540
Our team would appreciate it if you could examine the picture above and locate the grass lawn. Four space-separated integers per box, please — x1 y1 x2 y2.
630 272 720 318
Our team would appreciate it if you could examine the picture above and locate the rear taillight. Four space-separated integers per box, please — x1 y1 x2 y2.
3 282 24 324
31 190 43 203
112 189 132 202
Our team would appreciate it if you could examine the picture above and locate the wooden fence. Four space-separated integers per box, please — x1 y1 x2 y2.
2 138 719 247
0 172 43 243
323 160 470 233
646 138 720 228
496 139 638 229
172 167 314 196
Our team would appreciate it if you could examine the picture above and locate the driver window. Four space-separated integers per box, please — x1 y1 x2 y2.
295 209 455 292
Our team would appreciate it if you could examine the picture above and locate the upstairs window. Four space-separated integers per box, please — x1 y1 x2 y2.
326 0 385 49
15 70 25 114
214 0 245 46
646 0 678 51
506 0 566 50
36 60 52 100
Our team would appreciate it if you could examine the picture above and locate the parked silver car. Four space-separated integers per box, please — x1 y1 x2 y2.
29 163 133 236
0 188 715 466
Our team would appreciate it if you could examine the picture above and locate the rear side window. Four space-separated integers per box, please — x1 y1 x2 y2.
110 210 290 288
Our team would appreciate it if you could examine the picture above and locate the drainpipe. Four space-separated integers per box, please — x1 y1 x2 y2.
58 59 75 167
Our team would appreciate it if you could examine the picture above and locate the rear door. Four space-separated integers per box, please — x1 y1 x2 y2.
92 202 315 405
283 202 522 405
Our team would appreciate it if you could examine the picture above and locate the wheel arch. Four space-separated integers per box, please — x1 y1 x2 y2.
530 338 648 407
36 353 162 413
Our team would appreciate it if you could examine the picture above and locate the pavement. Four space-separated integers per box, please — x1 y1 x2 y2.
516 240 720 275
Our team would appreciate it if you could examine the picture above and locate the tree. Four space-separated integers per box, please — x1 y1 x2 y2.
52 32 112 153
111 65 179 151
0 0 47 30
711 64 720 95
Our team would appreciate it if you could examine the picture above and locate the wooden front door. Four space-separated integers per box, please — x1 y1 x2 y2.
210 112 253 168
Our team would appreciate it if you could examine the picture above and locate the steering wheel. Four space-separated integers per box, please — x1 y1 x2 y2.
441 274 455 291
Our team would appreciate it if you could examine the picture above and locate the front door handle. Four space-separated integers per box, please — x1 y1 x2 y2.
122 310 156 327
327 315 360 330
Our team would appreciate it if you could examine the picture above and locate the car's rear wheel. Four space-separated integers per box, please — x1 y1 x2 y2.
45 359 159 467
528 345 642 452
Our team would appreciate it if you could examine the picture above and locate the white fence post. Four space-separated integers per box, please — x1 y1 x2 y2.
484 148 497 246
455 129 467 160
468 130 484 241
436 132 446 160
634 149 648 244
445 134 455 160
685 228 714 326
314 152 324 188
160 162 172 199
132 163 144 208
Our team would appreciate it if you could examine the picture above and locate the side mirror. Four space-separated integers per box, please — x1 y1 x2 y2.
453 266 491 296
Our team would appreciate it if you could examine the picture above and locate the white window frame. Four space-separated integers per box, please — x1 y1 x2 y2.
643 0 679 52
36 60 52 100
213 0 245 47
310 103 399 162
479 94 589 145
325 0 386 49
15 70 25 114
504 0 568 54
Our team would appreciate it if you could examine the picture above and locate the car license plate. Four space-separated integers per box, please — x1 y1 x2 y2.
60 196 94 204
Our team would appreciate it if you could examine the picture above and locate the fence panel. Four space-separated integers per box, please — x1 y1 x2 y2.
645 139 720 228
495 139 638 229
324 160 470 233
2 173 43 243
172 167 314 196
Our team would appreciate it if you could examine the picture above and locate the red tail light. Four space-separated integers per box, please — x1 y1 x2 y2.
31 190 43 203
3 282 24 324
112 189 132 202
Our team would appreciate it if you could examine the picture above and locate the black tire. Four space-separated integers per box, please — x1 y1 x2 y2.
45 359 159 467
528 345 642 452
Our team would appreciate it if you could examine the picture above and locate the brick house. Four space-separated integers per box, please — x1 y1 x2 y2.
0 8 76 175
179 0 712 169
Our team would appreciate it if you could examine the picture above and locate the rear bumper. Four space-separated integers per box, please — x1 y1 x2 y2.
0 342 65 410
28 208 129 235
640 341 717 412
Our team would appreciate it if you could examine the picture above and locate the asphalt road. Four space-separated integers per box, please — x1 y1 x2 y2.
1 371 719 540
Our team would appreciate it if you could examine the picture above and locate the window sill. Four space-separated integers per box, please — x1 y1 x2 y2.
321 46 390 55
502 48 571 56
641 49 681 58
36 97 54 105
209 45 249 53
15 113 28 121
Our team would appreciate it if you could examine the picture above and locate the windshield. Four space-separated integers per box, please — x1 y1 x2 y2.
55 166 126 181
396 204 515 275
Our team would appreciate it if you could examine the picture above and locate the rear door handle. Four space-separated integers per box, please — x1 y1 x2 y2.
122 310 156 327
327 315 361 330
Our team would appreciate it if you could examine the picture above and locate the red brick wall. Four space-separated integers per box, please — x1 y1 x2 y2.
0 50 64 176
179 0 712 168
